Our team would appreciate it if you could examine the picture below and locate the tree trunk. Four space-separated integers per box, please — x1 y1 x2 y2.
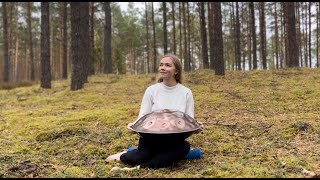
8 3 14 81
50 12 55 80
259 2 267 69
70 2 89 90
62 2 68 79
317 2 319 68
172 2 176 55
2 2 9 82
14 24 19 81
187 3 192 70
208 2 215 70
163 2 168 55
249 2 257 70
241 3 246 71
104 2 112 74
13 3 19 81
280 2 284 68
213 2 224 75
274 3 279 69
40 2 51 88
304 2 308 67
152 2 157 73
89 2 95 75
247 3 252 70
200 2 209 69
179 2 182 64
286 2 299 67
145 2 150 73
58 2 64 79
183 2 190 71
235 2 241 70
296 2 302 67
308 2 312 67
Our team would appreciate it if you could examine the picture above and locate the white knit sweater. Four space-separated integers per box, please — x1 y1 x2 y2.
136 82 194 121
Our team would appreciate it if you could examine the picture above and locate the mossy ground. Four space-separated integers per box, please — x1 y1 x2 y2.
0 68 319 178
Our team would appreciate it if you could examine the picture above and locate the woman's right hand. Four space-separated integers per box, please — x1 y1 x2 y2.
194 122 204 134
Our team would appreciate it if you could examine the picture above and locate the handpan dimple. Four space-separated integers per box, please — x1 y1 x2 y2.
159 120 170 130
143 119 155 129
175 119 186 129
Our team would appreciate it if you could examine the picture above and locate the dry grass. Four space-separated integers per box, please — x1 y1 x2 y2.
0 68 319 178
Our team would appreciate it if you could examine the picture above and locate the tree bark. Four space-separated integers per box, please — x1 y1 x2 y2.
104 2 112 74
40 2 51 88
145 2 150 73
62 2 68 79
285 2 299 67
172 2 176 55
70 2 89 90
200 2 209 69
2 2 9 82
152 2 157 73
213 2 224 75
163 2 168 55
250 2 258 69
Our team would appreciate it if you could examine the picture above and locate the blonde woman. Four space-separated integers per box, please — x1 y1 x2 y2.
106 54 201 169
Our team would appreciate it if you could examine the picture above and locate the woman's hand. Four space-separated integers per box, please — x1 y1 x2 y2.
199 122 204 130
194 122 204 134
127 122 135 133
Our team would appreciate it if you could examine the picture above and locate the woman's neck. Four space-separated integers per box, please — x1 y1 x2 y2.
162 79 178 87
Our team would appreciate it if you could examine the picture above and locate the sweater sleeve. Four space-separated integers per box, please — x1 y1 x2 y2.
131 87 153 124
185 90 195 118
137 87 153 119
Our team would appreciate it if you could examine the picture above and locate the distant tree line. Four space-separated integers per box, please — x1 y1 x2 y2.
1 2 319 90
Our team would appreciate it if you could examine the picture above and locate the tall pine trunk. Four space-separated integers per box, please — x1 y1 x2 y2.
152 2 157 73
286 2 299 67
145 2 150 73
62 2 68 79
70 2 89 90
172 2 176 55
259 2 267 69
208 2 215 70
40 2 51 88
104 2 112 74
200 2 209 69
249 2 257 69
163 2 168 55
213 2 224 75
2 2 9 82
27 2 35 80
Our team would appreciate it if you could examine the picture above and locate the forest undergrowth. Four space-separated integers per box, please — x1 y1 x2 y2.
0 68 319 178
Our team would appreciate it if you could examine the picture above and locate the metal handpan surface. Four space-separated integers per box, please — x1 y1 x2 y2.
131 109 201 139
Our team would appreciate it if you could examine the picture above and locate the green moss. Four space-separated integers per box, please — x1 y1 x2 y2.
1 69 320 177
59 166 91 178
35 127 88 142
200 168 218 177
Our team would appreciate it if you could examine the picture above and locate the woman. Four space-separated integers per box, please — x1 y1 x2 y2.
106 54 201 169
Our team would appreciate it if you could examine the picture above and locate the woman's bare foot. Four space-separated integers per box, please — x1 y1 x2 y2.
105 150 127 163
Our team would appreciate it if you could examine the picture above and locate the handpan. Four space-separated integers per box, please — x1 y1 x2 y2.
130 109 201 140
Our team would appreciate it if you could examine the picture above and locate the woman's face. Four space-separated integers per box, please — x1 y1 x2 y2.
158 57 177 81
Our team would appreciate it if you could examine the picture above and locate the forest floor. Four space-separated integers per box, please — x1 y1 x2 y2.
0 68 319 178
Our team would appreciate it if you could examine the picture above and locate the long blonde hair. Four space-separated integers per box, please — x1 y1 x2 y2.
157 54 183 84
